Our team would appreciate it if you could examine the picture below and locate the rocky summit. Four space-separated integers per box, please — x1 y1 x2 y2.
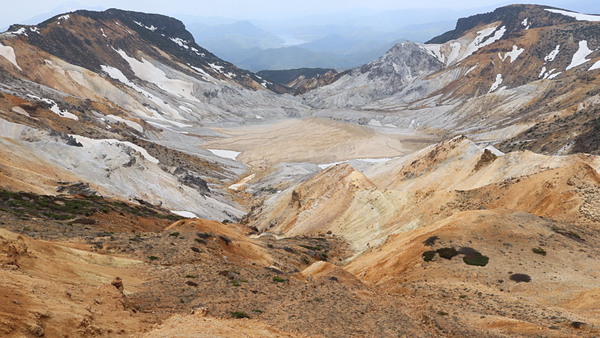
0 4 599 337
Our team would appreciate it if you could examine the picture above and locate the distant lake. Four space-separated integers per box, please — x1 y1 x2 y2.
278 35 307 46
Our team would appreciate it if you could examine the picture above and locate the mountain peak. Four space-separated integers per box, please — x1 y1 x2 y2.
426 4 577 44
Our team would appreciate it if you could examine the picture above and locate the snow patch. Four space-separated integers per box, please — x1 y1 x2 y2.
58 14 70 21
422 44 445 64
105 115 144 133
367 119 382 127
208 63 224 72
521 18 530 29
488 74 503 93
229 174 255 191
589 60 600 71
499 45 524 63
446 42 462 65
544 45 560 62
465 64 478 75
26 95 78 120
465 26 506 58
547 72 562 79
566 40 594 71
170 37 190 49
171 210 197 218
255 114 263 119
546 9 600 22
485 145 505 156
133 21 158 31
100 28 107 38
0 42 22 71
75 136 159 164
207 149 241 160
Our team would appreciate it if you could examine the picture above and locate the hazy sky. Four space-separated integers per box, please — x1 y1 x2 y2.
1 0 597 29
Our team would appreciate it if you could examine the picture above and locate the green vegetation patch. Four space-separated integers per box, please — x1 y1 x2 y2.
462 253 489 266
422 250 436 262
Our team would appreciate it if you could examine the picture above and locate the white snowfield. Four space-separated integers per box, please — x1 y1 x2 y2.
465 26 506 59
26 94 78 120
0 42 22 71
544 45 560 62
546 9 600 22
105 115 144 133
421 25 506 67
134 21 158 31
499 45 525 63
489 74 503 93
207 149 241 160
75 135 159 164
171 210 198 218
566 40 594 71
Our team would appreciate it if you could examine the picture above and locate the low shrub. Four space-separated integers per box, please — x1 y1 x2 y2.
532 247 546 256
436 247 458 260
509 273 531 283
422 251 436 262
272 276 287 283
231 312 250 319
423 236 439 246
463 253 489 267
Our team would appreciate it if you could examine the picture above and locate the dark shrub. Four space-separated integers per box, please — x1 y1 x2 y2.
463 253 489 266
231 312 250 319
219 235 232 245
436 247 458 260
191 247 201 253
532 247 546 256
571 321 586 329
422 251 436 262
423 236 439 246
197 232 213 239
185 281 198 287
272 276 287 283
509 273 531 283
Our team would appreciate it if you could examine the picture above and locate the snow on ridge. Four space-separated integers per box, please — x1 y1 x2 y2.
208 63 224 72
26 94 78 120
133 21 158 31
499 45 525 63
488 74 503 93
421 44 445 64
464 25 506 59
0 42 22 71
546 9 600 22
58 14 70 21
566 40 594 71
170 37 189 49
544 45 560 63
2 27 28 36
